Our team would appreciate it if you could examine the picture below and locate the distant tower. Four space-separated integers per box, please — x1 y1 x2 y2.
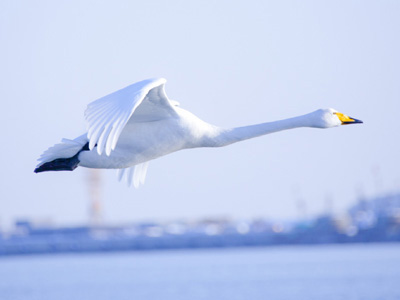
371 165 383 195
292 185 307 220
296 198 308 220
87 169 103 226
324 193 334 216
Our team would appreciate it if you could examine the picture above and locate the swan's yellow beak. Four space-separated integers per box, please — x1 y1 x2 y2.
335 112 363 125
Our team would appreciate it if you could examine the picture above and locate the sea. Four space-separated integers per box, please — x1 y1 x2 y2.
0 243 399 300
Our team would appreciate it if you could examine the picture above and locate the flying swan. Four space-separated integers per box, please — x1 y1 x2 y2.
35 78 363 187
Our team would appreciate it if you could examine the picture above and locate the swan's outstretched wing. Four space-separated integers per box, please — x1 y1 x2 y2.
85 78 177 155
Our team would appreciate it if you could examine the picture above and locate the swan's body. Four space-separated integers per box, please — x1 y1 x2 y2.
79 106 220 169
35 78 362 187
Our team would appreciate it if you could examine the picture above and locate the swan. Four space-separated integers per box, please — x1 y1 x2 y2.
34 78 363 187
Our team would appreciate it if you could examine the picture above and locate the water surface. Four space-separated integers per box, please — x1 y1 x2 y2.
0 243 399 300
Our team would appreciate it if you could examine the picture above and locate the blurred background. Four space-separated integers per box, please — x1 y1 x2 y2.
0 1 399 299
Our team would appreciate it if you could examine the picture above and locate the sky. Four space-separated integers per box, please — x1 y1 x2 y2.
0 1 399 228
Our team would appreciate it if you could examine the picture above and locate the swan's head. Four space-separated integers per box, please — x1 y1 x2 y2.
310 108 363 128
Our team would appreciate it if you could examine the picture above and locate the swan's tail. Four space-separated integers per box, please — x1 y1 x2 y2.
34 136 89 173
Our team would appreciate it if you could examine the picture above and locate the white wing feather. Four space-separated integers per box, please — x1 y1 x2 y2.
117 168 126 182
85 78 176 156
117 162 150 188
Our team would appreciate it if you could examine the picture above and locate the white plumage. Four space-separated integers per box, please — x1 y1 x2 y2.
35 78 362 187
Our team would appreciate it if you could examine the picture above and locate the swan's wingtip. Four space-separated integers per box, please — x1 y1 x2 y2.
146 77 167 86
155 77 167 83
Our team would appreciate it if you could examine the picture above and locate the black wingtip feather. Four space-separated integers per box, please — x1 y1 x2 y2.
34 142 91 173
34 156 80 173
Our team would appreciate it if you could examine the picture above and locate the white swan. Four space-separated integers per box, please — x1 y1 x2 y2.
35 78 362 187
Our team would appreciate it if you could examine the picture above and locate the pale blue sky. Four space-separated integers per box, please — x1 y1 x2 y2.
1 1 399 228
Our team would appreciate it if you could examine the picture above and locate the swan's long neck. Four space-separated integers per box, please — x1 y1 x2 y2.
206 113 313 147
